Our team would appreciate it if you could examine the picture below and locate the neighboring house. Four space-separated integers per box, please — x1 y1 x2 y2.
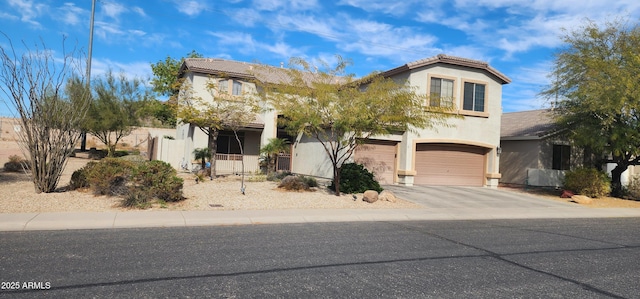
159 55 511 188
500 109 639 187
166 58 291 174
499 109 576 187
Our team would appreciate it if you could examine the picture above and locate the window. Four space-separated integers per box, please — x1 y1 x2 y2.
218 79 228 93
429 77 454 107
232 80 243 95
463 82 486 112
216 132 244 155
552 144 571 170
218 79 243 96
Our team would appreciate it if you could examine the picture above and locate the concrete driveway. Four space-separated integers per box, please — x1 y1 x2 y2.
383 185 574 209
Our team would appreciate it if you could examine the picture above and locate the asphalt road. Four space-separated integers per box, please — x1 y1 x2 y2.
1 218 639 298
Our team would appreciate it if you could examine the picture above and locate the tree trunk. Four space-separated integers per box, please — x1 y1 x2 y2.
333 165 341 196
610 164 628 197
208 128 219 179
233 129 245 195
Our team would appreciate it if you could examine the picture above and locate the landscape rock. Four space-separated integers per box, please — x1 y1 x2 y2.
378 190 396 203
560 190 574 198
571 195 594 204
362 190 379 203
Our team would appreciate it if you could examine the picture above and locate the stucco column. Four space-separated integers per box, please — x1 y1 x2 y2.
396 131 415 186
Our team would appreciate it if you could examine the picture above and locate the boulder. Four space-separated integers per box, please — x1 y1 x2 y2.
378 190 397 203
560 190 574 198
362 190 379 203
571 195 594 204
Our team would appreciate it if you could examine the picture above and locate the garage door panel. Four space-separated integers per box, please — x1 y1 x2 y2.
415 144 485 186
355 140 397 184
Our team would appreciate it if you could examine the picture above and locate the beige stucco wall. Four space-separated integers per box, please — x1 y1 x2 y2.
499 139 541 185
388 64 504 187
291 132 334 179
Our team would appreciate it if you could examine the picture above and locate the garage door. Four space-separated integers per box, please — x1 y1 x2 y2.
354 140 397 184
414 144 486 186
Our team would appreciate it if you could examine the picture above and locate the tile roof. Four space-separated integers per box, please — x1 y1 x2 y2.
180 58 344 86
382 54 511 84
501 109 558 139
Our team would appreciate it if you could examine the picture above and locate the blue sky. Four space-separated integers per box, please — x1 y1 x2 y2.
1 0 639 116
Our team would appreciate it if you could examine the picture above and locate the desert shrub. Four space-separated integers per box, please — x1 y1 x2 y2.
73 158 184 206
299 175 318 188
563 167 611 198
131 160 184 202
329 163 383 194
267 171 292 182
626 176 640 200
3 155 30 172
69 161 97 190
84 158 135 196
122 188 152 208
248 174 267 182
278 175 310 191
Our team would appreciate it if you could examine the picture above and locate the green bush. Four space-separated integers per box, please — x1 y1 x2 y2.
563 167 611 198
84 158 134 196
72 158 185 206
329 163 383 194
133 160 184 202
69 161 97 190
3 155 30 172
299 175 318 188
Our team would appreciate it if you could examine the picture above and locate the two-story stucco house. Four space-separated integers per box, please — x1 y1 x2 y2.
354 55 511 187
159 55 510 187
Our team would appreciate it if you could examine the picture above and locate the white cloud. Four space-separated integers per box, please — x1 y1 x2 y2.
0 11 19 21
338 16 439 61
131 7 146 18
253 0 319 11
175 1 208 17
6 0 47 27
90 59 153 82
337 0 423 16
101 2 126 19
57 3 85 26
207 31 304 59
94 21 125 40
232 8 262 27
274 14 342 40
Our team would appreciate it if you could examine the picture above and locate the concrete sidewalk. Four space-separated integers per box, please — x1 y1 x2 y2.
2 206 640 231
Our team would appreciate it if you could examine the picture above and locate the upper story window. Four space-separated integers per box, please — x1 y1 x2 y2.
429 77 454 107
218 79 243 96
462 82 486 112
232 80 242 95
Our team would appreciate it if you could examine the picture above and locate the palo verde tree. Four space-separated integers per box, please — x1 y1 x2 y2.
540 18 640 197
84 70 150 157
257 56 455 196
0 35 91 193
176 79 259 179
